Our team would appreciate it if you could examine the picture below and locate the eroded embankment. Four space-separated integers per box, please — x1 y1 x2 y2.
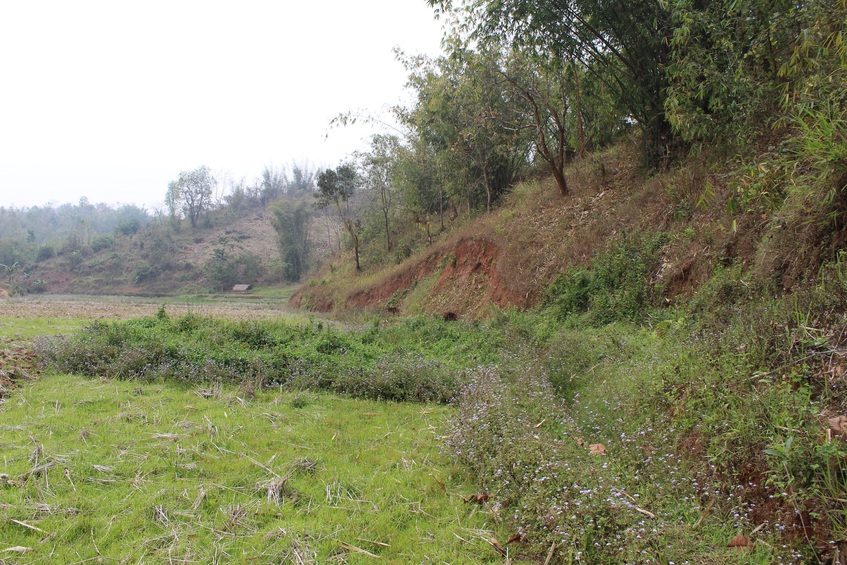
293 236 531 319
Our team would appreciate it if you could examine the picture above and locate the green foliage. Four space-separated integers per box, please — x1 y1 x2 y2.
202 237 263 292
89 233 115 252
665 0 774 146
445 251 847 561
316 164 363 271
133 262 159 284
397 40 531 212
35 244 55 262
269 198 312 282
0 202 149 247
36 315 505 404
545 233 669 324
170 166 216 229
433 0 675 164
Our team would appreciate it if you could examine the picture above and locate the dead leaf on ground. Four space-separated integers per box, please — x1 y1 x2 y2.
727 533 754 552
574 437 585 447
489 537 507 556
507 532 524 544
589 443 606 456
3 546 31 554
829 415 847 436
466 493 491 504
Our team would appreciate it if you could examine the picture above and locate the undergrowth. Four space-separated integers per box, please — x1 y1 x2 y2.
451 251 847 562
34 313 505 404
15 247 847 562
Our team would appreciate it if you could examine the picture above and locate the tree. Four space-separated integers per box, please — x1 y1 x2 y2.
394 136 445 243
316 164 362 271
260 165 286 206
172 166 216 228
664 0 824 148
285 163 317 196
358 134 400 252
398 43 530 213
165 181 181 228
270 199 312 281
499 48 577 196
430 0 677 165
0 261 18 285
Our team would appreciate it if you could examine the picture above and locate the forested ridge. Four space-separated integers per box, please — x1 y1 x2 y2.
2 0 844 299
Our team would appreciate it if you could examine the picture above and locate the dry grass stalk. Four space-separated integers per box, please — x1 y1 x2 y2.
152 504 169 524
339 541 380 559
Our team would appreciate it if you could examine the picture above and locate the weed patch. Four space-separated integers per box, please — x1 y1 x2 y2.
34 313 506 403
545 232 670 325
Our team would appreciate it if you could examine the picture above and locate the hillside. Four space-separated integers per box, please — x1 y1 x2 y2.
18 210 282 296
291 140 831 320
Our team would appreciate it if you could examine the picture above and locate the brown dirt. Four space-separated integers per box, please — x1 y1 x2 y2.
0 340 39 397
294 143 751 319
342 237 526 319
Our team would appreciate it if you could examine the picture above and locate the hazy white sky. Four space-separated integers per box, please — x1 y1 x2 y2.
0 1 444 210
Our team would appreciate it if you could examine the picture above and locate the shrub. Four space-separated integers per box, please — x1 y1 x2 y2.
546 232 669 325
36 245 55 262
134 263 159 284
34 315 503 404
90 234 115 252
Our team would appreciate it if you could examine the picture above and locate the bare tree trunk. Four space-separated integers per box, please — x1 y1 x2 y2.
352 230 361 271
382 208 391 252
439 186 444 231
483 169 492 213
575 70 586 161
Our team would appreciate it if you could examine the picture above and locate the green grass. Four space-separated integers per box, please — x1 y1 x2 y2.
0 374 518 563
0 317 86 341
5 247 846 563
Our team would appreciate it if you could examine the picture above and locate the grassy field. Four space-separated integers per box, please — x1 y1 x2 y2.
0 308 521 564
4 262 846 564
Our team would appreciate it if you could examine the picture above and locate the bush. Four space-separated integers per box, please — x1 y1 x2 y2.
36 245 55 262
546 232 669 325
35 314 504 404
115 218 141 236
134 263 159 284
90 234 115 252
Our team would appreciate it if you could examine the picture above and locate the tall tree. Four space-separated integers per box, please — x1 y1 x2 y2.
500 48 577 196
286 163 317 196
173 166 216 229
260 165 286 206
394 135 446 243
358 134 400 252
270 199 312 281
316 164 362 271
398 42 530 212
